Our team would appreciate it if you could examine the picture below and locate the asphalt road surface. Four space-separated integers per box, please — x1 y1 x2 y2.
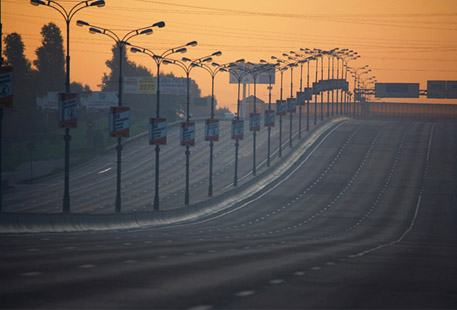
1 118 456 309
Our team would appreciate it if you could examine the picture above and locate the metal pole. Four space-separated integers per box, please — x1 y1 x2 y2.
306 60 310 131
62 19 71 213
252 76 257 176
185 72 190 205
320 55 324 121
208 74 215 197
0 9 3 212
279 71 283 158
314 57 318 125
289 67 293 148
115 44 123 213
298 63 303 139
154 63 161 209
267 75 272 167
234 80 241 186
327 55 330 118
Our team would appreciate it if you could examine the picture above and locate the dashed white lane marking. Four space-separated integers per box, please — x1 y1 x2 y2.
294 271 305 276
78 264 95 269
188 305 213 310
21 272 42 277
310 266 321 270
157 255 168 259
123 260 136 264
27 248 40 252
269 279 284 284
235 290 255 297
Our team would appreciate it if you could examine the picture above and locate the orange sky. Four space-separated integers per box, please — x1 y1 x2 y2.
3 0 457 110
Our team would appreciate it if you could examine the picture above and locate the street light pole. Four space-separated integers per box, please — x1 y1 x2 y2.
77 19 165 213
130 41 196 210
31 0 105 213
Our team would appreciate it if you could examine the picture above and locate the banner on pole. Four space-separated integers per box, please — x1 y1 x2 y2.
110 107 130 137
264 110 275 127
287 98 297 113
205 119 219 141
58 93 78 128
149 118 167 144
231 119 244 139
0 66 13 108
276 100 287 115
249 113 261 131
180 122 195 146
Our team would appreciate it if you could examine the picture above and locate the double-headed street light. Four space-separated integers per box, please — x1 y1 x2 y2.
130 41 197 210
165 52 224 205
259 60 279 168
190 54 227 197
77 20 165 213
31 0 105 213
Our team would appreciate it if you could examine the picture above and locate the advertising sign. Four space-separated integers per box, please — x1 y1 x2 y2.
80 91 117 110
446 81 457 99
58 93 78 128
0 66 13 108
205 119 219 141
110 107 130 137
296 91 307 105
427 81 446 99
264 110 275 127
124 76 156 94
231 119 244 140
180 122 195 146
249 113 261 131
375 83 420 98
276 100 287 115
149 118 167 145
160 77 187 95
287 98 297 113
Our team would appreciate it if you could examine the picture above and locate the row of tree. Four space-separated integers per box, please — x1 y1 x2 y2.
2 22 223 151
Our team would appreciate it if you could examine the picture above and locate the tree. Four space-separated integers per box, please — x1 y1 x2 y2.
101 44 151 91
33 22 65 95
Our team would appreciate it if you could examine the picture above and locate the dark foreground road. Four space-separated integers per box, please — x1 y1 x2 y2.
1 119 456 309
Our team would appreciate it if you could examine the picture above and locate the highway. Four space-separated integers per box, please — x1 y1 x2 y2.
1 118 456 309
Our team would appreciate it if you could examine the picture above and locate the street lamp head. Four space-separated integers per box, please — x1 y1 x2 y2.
153 21 166 28
235 58 245 64
202 57 212 63
140 28 153 35
186 41 198 47
30 0 46 6
175 47 187 54
271 56 278 60
163 59 174 65
89 27 102 34
182 57 192 62
130 47 142 53
212 51 222 57
212 62 220 67
76 20 90 27
282 53 289 57
90 0 106 7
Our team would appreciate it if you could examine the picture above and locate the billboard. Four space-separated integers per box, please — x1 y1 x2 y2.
229 63 275 85
0 66 13 108
447 81 457 99
160 77 187 95
375 83 419 98
205 119 219 141
149 118 167 145
427 81 446 99
124 76 156 94
80 91 117 110
180 122 195 146
231 119 244 139
110 107 130 137
58 93 78 128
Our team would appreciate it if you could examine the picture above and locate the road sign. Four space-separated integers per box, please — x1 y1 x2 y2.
149 118 167 145
264 110 275 127
180 122 195 146
427 80 446 99
446 81 457 99
249 113 261 131
231 119 244 139
0 66 13 108
287 98 297 113
205 119 219 141
110 107 130 137
375 83 419 98
276 100 287 115
58 93 78 128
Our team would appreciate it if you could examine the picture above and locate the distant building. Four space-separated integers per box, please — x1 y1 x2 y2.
241 95 265 119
